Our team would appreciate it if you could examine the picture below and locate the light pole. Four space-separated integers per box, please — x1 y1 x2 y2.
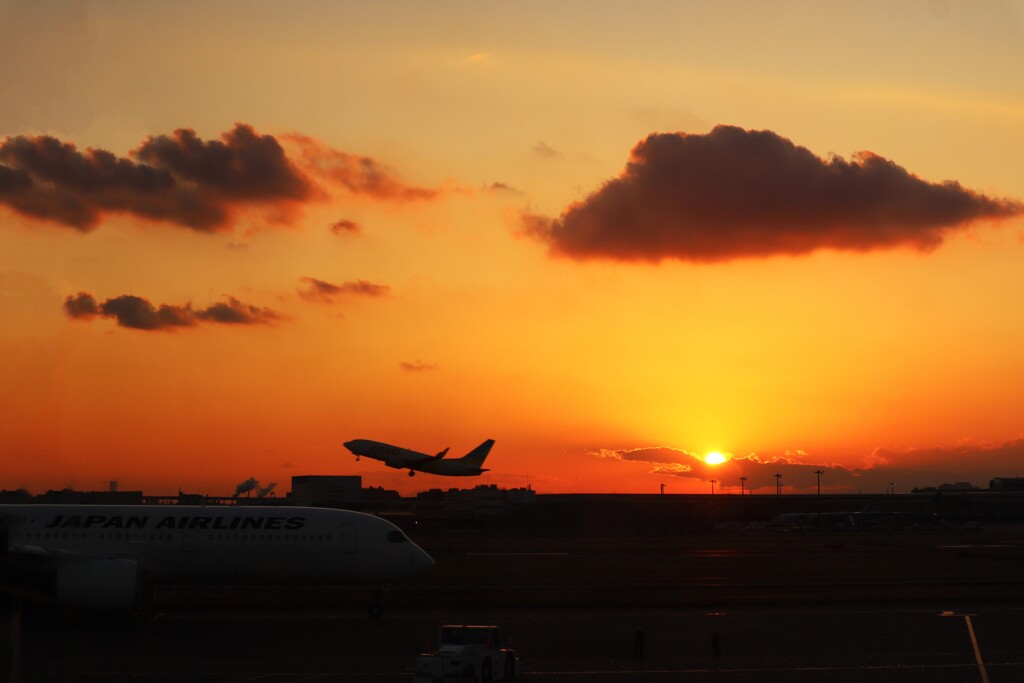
889 482 895 495
740 476 747 496
774 473 782 497
710 479 716 495
815 469 824 497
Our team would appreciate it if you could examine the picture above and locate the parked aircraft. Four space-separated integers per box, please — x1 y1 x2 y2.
0 505 433 613
343 439 494 477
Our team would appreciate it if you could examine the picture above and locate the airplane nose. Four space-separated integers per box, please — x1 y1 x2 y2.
413 546 434 573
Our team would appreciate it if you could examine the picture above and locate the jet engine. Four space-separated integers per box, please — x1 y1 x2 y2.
55 558 143 612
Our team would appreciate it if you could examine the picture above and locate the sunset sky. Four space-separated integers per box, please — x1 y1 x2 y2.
3 1 1024 496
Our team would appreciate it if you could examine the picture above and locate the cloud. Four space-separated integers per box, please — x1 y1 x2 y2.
297 277 391 303
525 125 1021 263
0 123 315 232
594 439 1024 493
283 133 440 202
63 292 283 330
62 291 100 318
400 360 438 372
329 219 362 235
489 182 524 195
533 141 560 159
595 446 699 465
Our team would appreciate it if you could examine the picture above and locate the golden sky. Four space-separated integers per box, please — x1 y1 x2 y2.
2 1 1024 496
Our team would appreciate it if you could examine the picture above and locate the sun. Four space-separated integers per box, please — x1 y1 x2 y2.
705 451 727 465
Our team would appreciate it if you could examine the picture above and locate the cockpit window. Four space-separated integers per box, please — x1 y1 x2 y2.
387 530 407 543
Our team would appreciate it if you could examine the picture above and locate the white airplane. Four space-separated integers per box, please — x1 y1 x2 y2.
0 504 434 613
344 439 495 477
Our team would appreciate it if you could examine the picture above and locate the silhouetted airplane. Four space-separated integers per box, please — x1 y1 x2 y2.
0 505 433 613
344 438 494 477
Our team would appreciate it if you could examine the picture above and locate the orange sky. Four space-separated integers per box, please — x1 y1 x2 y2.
2 1 1024 497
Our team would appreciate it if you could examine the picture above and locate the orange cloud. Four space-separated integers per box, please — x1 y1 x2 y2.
0 124 314 232
63 292 283 330
399 360 439 372
283 133 440 202
525 125 1021 263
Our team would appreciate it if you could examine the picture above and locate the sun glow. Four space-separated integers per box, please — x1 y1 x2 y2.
705 452 727 465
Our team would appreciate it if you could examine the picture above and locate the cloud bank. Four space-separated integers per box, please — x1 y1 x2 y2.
0 124 313 231
63 292 283 330
525 125 1021 263
595 439 1024 493
1 124 443 232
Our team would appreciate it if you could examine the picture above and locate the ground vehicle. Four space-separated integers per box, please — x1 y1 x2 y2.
414 625 518 682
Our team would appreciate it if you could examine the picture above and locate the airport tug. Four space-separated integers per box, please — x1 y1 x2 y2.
414 625 519 682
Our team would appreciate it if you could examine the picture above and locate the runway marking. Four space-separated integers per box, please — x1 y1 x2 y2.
964 615 990 683
940 610 990 683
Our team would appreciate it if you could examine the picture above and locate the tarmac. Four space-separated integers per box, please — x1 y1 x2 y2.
5 526 1024 682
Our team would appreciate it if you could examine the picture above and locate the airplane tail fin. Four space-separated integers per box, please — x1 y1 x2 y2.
457 439 495 468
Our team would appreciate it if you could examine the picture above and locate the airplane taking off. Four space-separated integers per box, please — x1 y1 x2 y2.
344 439 495 477
0 505 433 614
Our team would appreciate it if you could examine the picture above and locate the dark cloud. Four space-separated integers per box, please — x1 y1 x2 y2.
62 291 99 318
526 125 1021 263
400 360 438 372
63 292 282 331
195 297 285 325
135 124 310 202
283 133 439 202
297 276 391 303
329 219 362 235
595 440 1024 494
100 295 197 330
0 124 314 231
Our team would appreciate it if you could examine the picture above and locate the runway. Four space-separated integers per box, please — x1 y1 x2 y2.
5 527 1024 681
4 602 1024 682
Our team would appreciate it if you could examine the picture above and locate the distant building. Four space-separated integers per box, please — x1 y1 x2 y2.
990 477 1024 492
290 475 362 507
415 485 537 519
36 488 144 505
0 489 33 504
912 482 982 494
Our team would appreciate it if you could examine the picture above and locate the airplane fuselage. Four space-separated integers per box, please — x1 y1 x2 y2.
344 439 492 476
1 504 434 585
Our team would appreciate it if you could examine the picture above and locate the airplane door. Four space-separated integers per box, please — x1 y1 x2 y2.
338 523 356 553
